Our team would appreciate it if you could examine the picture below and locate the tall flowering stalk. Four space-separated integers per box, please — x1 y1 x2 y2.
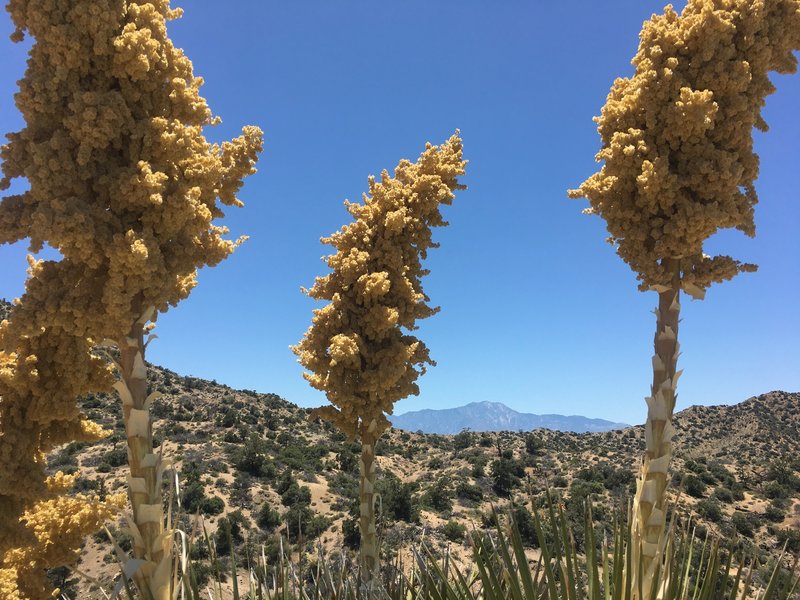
294 133 466 589
570 0 800 596
0 1 262 597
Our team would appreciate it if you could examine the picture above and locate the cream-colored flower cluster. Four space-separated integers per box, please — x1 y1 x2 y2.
1 0 263 326
0 481 126 599
0 306 113 599
294 134 466 439
569 0 799 290
0 1 262 596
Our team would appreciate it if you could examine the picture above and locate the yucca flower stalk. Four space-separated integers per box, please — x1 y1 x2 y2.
570 1 800 596
294 133 466 590
0 1 262 596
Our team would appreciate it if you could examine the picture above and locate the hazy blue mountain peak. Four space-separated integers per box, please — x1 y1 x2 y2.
390 401 629 434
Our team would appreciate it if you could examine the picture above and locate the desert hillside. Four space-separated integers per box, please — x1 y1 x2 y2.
4 295 799 596
39 356 799 597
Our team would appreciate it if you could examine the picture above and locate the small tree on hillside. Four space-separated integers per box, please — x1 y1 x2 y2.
294 133 466 588
570 0 799 595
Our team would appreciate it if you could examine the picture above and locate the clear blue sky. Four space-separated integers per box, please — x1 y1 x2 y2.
1 2 798 424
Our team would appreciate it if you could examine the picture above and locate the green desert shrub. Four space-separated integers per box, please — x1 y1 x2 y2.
200 496 224 516
376 474 417 523
731 483 746 501
700 470 717 485
455 481 484 503
231 434 275 478
214 511 248 556
470 456 488 478
684 474 707 498
731 511 758 538
342 516 360 550
575 462 635 494
423 478 453 513
256 504 281 531
285 506 329 543
766 462 800 491
104 445 128 468
490 457 524 498
453 429 474 451
280 483 311 508
441 520 467 543
763 503 785 523
427 456 444 470
685 459 706 474
764 481 791 500
524 433 544 455
776 528 800 553
713 486 734 503
696 498 723 523
569 479 604 500
511 504 540 548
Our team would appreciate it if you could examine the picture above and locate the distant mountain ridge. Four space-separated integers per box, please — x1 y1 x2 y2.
390 400 629 434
